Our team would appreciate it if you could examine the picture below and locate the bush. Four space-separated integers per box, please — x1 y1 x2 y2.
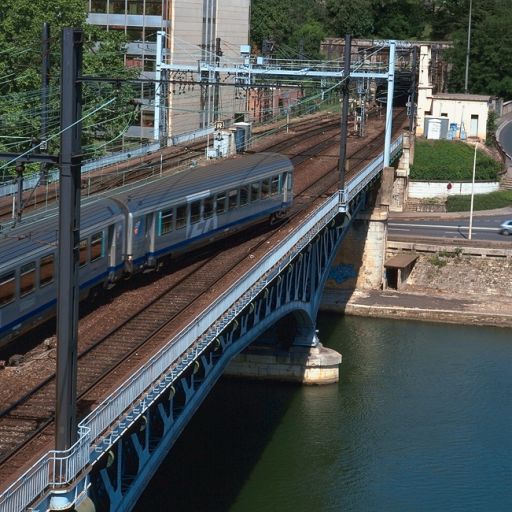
446 190 512 211
410 139 501 181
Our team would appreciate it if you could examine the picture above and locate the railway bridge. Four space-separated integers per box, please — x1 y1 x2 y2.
0 135 403 512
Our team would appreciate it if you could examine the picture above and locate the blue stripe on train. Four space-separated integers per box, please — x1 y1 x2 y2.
147 203 288 260
0 265 121 337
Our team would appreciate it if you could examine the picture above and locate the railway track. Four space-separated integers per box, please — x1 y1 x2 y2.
0 108 406 488
0 112 338 221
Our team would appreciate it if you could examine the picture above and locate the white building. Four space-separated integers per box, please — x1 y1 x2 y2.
416 45 491 141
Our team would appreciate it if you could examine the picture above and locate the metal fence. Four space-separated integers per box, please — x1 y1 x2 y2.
0 136 402 512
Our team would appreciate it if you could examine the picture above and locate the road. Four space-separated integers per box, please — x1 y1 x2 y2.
389 213 512 241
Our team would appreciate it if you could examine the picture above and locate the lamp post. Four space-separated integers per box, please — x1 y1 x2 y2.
464 0 473 93
468 142 477 240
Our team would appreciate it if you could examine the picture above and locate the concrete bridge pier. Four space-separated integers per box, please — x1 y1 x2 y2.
224 332 342 385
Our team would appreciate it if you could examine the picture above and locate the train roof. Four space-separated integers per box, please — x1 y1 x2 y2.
0 198 124 269
111 152 292 214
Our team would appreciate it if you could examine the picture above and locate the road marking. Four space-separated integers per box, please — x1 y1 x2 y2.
389 222 499 232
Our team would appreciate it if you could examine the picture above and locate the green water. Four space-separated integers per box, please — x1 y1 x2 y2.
135 315 512 511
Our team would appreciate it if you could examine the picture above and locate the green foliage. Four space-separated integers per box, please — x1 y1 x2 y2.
326 0 374 38
410 140 501 181
446 190 512 211
0 0 136 174
447 0 512 99
486 111 498 146
429 255 447 268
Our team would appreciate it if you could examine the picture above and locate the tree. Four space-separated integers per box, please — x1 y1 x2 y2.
0 0 136 169
447 0 512 98
326 0 374 38
372 0 428 40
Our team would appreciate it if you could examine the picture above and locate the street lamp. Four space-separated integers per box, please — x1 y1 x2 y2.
464 0 473 93
468 142 477 240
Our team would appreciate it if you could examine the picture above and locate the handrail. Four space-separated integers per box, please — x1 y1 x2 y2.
0 135 402 512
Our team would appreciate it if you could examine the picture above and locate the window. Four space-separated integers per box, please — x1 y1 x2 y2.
240 186 249 206
176 205 187 229
270 176 279 195
228 189 239 210
109 0 126 13
126 28 144 42
215 193 226 214
40 255 54 287
91 232 104 262
79 239 88 267
127 0 144 14
142 111 154 128
90 0 107 12
204 197 214 219
160 208 173 235
0 272 15 307
20 262 36 297
441 113 448 117
145 0 162 15
250 182 260 202
190 201 201 224
143 57 156 72
261 178 270 199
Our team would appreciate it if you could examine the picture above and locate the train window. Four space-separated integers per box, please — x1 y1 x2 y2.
203 197 214 219
261 178 270 199
176 204 187 229
215 193 226 214
160 208 174 235
240 185 249 206
20 262 36 297
228 189 239 210
250 182 260 202
40 254 54 287
79 239 88 267
0 271 15 307
270 176 279 195
190 201 201 224
90 232 104 262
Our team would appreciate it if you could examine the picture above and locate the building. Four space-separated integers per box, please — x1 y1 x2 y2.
86 0 251 143
416 46 491 141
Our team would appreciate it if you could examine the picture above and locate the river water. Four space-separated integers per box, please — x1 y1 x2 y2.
135 315 512 511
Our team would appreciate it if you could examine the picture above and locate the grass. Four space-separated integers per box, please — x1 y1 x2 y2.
410 139 502 181
446 190 512 211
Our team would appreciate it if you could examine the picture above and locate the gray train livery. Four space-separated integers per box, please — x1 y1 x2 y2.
0 152 293 348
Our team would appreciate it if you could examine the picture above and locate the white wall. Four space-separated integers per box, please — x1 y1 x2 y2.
409 181 499 198
431 99 489 141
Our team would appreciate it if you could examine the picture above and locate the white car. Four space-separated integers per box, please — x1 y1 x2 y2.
499 219 512 235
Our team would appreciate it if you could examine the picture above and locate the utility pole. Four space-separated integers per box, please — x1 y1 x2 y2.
409 45 417 133
214 37 222 122
40 22 50 184
464 0 473 93
383 41 396 167
55 28 82 452
338 33 352 190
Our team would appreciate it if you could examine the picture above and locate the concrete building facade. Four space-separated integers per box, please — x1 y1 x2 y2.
86 0 251 142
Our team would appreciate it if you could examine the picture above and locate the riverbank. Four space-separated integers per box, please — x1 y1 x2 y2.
322 288 512 328
322 243 512 328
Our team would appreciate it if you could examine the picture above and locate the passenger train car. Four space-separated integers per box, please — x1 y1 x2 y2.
0 152 293 348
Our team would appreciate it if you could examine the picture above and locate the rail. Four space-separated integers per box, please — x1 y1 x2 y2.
0 135 402 512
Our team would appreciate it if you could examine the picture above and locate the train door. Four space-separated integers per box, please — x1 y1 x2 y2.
130 214 150 267
283 171 293 203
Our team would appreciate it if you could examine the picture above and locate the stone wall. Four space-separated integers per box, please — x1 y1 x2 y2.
404 253 512 297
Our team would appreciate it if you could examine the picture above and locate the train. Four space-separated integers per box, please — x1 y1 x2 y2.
0 152 294 349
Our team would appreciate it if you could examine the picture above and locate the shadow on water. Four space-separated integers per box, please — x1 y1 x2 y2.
134 377 299 512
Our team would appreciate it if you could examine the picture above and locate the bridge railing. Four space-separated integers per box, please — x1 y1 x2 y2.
0 134 403 512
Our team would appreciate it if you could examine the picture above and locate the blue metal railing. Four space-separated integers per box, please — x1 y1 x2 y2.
0 134 402 512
